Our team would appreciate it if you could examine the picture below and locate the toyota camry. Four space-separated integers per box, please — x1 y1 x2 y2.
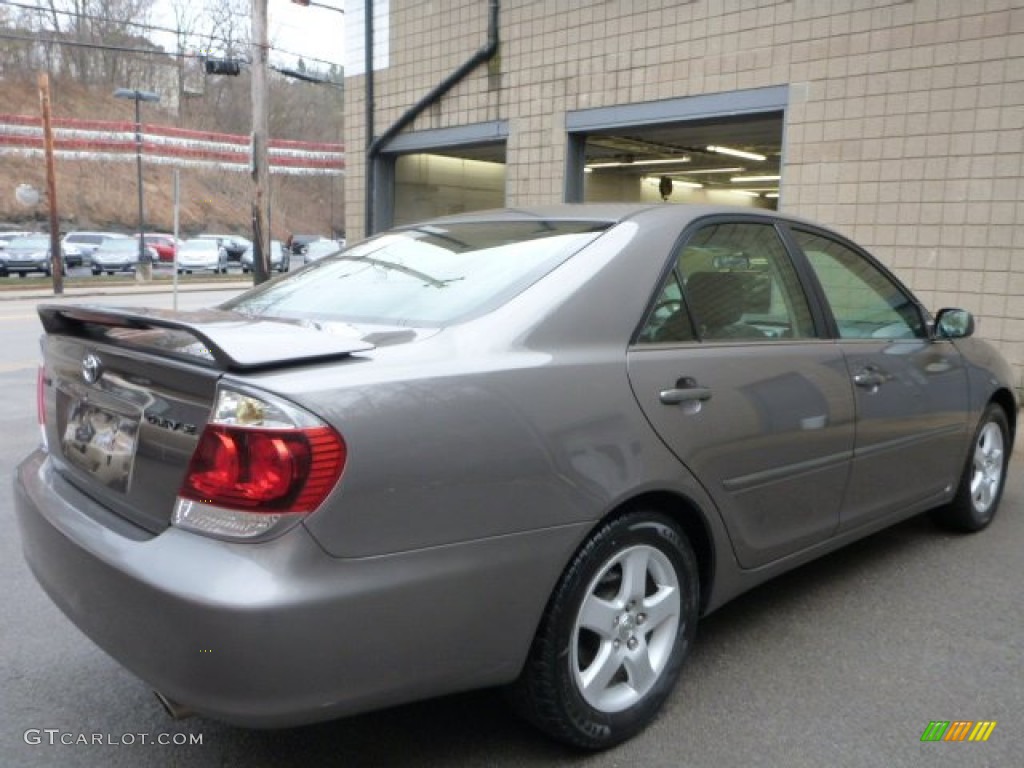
15 205 1017 749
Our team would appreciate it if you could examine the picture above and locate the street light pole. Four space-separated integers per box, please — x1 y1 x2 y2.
113 88 159 279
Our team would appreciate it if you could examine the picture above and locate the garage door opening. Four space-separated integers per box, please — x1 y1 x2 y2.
565 88 789 210
580 112 783 210
393 143 506 226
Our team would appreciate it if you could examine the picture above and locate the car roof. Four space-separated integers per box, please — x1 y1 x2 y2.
409 203 827 231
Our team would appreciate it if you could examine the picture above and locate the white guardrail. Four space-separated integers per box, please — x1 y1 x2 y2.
0 114 344 176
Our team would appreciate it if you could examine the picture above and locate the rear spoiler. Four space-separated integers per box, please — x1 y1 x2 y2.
37 304 374 371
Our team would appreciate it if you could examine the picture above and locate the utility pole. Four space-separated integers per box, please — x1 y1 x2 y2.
251 0 271 285
37 73 62 295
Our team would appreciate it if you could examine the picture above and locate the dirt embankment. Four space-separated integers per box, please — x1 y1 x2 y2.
0 79 344 240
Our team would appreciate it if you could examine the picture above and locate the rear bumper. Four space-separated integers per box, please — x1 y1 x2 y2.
14 450 580 727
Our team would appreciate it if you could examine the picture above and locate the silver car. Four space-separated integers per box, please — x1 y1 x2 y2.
90 238 155 275
176 238 229 274
15 205 1018 749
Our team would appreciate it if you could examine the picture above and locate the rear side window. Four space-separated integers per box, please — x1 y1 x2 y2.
223 220 611 326
639 222 815 343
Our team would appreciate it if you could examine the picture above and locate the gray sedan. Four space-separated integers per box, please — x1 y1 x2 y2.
14 205 1018 750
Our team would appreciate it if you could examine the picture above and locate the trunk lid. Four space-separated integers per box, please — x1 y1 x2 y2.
37 305 373 533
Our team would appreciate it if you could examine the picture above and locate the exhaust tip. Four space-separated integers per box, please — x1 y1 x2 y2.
154 690 194 720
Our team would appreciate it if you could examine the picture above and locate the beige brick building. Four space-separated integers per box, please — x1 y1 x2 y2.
344 0 1024 392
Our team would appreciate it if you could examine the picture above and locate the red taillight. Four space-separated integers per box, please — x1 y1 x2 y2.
179 424 345 513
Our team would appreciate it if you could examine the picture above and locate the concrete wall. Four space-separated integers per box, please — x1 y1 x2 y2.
394 154 506 224
345 0 1024 389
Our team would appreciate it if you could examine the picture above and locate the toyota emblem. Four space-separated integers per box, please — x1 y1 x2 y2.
81 353 103 384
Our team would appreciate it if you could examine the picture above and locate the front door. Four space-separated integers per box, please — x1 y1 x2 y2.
788 228 970 532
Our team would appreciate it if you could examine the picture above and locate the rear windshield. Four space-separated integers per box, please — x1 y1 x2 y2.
222 220 611 326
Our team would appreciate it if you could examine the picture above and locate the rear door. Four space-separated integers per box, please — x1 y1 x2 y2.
627 218 856 569
786 227 970 532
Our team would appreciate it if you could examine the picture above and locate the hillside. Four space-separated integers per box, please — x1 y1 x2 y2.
0 78 345 241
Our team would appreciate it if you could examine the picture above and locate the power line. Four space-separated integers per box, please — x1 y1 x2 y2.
1 0 216 46
0 0 343 72
0 30 196 58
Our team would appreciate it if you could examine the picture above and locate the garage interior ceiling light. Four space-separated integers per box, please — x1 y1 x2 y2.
585 157 691 169
707 145 767 161
671 166 746 175
731 175 781 182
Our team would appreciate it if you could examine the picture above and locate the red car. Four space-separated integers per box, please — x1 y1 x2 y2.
137 233 179 262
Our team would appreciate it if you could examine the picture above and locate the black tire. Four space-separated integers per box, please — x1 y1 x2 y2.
91 269 100 276
932 404 1011 532
509 510 699 750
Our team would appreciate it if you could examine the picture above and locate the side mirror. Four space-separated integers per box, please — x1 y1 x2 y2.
933 308 975 339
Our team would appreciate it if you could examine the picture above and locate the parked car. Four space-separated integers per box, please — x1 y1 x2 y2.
62 231 129 267
176 238 229 273
139 233 179 262
302 239 341 263
61 243 84 268
240 240 288 273
197 233 249 263
287 233 323 257
0 234 65 277
90 238 155 275
15 205 1018 750
0 231 34 249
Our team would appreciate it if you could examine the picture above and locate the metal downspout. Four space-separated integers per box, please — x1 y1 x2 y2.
364 0 500 235
364 0 375 236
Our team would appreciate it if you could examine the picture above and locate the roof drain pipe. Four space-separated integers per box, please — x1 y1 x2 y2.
365 0 499 236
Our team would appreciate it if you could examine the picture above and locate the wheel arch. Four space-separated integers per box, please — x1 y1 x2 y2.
990 388 1018 450
600 490 717 615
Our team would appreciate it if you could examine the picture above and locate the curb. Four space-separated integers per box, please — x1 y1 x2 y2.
0 280 252 302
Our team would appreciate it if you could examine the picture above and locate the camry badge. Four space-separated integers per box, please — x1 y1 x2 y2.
81 353 103 384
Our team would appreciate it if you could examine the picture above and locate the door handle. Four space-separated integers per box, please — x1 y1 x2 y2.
659 377 712 405
853 368 887 389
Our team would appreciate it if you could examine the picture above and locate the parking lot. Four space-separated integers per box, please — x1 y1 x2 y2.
0 286 1020 768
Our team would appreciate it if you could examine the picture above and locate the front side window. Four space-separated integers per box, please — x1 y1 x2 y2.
223 220 611 327
792 230 925 340
639 221 815 343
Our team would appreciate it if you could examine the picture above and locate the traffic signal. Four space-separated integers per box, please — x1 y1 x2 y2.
204 59 242 76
